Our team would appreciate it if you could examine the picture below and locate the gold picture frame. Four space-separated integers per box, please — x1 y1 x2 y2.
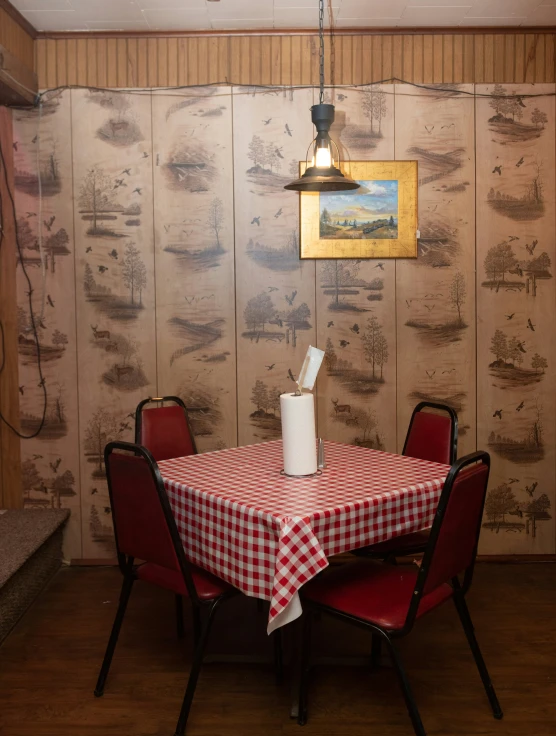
299 160 418 259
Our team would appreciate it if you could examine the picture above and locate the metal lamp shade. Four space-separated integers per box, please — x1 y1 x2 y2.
284 165 360 192
284 103 359 192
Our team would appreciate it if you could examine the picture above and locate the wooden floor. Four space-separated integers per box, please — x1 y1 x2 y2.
0 564 555 736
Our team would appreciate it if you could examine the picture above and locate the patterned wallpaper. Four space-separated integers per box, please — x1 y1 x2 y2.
12 82 555 558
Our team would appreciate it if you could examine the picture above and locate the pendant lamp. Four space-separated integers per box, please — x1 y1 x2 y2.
284 0 359 193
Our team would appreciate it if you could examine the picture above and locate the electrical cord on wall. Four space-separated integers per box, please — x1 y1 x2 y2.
0 136 48 439
8 77 556 112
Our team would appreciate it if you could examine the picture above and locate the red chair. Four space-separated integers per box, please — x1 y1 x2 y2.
297 451 502 736
135 395 197 462
403 401 458 466
94 442 237 736
135 396 197 638
136 395 283 674
354 401 458 561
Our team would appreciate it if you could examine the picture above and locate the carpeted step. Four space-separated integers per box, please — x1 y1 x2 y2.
0 509 70 644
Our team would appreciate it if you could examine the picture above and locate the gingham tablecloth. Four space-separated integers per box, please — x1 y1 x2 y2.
159 440 450 633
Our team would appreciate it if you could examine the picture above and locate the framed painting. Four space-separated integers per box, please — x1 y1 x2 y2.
299 160 418 259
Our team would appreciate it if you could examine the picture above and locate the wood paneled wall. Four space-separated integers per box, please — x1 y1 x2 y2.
35 31 556 90
0 107 22 508
0 5 34 72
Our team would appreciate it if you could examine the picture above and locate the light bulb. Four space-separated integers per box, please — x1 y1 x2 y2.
315 146 332 168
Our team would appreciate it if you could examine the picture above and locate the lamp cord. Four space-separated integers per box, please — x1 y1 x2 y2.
319 0 325 104
328 0 336 93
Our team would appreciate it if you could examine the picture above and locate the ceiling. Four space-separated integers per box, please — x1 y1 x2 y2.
9 0 556 32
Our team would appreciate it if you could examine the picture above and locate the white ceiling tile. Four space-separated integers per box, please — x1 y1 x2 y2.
272 17 327 27
19 10 89 30
208 0 273 20
69 0 145 20
467 0 542 16
16 0 70 9
526 5 556 20
407 0 476 4
335 17 403 26
86 20 151 29
10 0 556 32
273 0 320 6
461 15 526 24
141 7 210 28
211 18 274 28
402 5 472 20
401 17 464 24
135 0 206 7
339 0 407 19
273 6 338 25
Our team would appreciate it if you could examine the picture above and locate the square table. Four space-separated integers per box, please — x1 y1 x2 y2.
159 440 450 633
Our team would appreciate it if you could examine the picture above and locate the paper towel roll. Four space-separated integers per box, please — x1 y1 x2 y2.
280 392 317 476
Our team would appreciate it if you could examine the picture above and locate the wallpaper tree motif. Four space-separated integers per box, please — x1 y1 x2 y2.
12 83 556 559
315 85 397 452
476 84 556 554
71 89 157 559
394 84 477 457
232 87 316 446
152 88 237 452
13 90 82 559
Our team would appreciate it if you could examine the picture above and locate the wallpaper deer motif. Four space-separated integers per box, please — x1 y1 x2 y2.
12 83 556 559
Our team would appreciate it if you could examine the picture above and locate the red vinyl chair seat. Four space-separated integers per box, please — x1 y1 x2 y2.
303 559 453 631
136 562 235 601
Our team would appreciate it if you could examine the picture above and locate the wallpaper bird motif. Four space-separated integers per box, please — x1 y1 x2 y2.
12 83 556 559
476 84 555 553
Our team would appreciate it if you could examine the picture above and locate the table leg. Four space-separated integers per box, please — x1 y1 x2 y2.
287 621 393 718
289 617 303 719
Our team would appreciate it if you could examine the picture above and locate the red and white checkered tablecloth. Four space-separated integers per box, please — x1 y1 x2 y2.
159 440 450 632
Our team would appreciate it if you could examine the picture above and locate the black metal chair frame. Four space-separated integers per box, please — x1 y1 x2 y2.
135 395 199 455
297 451 503 736
135 396 198 639
94 441 236 736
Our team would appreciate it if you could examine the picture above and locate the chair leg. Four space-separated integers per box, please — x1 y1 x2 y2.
94 575 134 697
383 635 426 736
297 611 313 726
174 600 221 736
371 634 382 668
453 594 503 720
175 595 185 640
273 627 283 685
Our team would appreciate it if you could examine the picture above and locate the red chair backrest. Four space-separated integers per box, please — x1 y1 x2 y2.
404 410 454 465
106 450 183 572
423 460 490 596
139 405 195 461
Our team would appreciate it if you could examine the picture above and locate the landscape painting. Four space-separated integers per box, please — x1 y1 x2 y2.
319 181 398 240
300 160 417 259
